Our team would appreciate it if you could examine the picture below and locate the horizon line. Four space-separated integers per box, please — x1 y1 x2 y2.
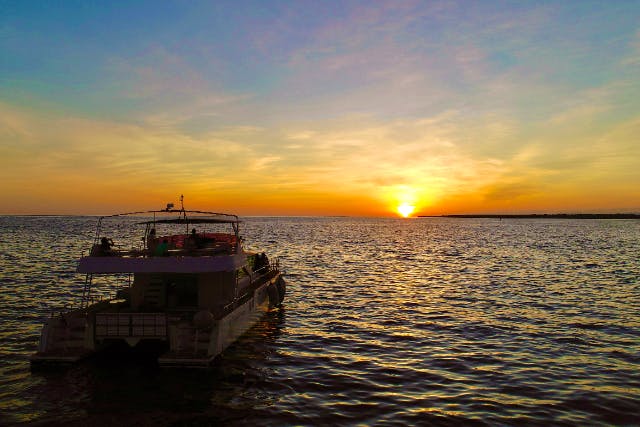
2 212 639 219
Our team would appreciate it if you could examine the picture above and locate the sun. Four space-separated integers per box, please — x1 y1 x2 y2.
397 203 415 218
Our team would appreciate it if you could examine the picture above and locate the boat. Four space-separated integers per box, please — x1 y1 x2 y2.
30 197 285 368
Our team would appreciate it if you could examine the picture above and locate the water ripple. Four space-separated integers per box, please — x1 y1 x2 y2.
0 216 639 425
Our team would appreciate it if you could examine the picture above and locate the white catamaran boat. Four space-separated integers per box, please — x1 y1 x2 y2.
31 198 285 368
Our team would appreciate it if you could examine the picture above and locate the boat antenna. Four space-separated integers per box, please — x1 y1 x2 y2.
180 194 188 231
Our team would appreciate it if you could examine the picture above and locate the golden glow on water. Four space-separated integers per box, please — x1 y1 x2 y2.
3 216 639 425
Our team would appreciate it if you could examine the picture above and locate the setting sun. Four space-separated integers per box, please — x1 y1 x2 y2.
397 203 415 218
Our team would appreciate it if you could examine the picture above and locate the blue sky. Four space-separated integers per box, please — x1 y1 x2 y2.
1 1 639 214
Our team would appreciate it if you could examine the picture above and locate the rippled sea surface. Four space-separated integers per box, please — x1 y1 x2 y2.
1 216 639 426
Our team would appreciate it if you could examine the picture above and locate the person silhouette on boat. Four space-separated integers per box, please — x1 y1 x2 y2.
186 228 199 250
146 228 158 252
254 252 269 272
154 239 169 256
100 237 114 256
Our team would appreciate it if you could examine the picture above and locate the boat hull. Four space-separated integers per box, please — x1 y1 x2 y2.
158 276 276 367
30 273 284 368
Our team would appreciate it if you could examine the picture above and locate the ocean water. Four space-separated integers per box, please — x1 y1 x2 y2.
1 216 639 426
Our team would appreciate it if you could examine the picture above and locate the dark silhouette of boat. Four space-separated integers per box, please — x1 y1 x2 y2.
31 197 285 368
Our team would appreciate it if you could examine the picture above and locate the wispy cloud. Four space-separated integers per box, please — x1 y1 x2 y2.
106 45 250 128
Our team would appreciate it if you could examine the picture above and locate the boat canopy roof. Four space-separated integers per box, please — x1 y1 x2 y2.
137 217 239 225
99 209 239 224
93 208 241 245
85 199 244 257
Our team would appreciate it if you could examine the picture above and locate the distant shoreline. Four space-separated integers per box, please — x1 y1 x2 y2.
418 214 640 219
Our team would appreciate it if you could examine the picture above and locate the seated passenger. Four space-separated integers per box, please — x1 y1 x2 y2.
154 239 169 256
100 237 114 256
147 228 158 252
254 252 269 272
186 228 198 250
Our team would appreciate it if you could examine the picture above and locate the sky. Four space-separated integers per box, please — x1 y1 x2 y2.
1 0 639 216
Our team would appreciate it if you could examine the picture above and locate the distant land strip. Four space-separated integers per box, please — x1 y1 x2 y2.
419 214 640 219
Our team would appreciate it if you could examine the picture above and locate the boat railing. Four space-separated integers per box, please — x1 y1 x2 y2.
95 312 167 339
84 295 112 306
219 260 282 320
88 234 240 258
248 256 280 280
47 294 110 317
47 303 76 318
252 265 270 276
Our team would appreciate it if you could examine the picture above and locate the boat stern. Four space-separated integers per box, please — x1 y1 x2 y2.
30 312 95 367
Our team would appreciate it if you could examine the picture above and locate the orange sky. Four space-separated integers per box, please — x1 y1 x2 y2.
1 3 639 216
